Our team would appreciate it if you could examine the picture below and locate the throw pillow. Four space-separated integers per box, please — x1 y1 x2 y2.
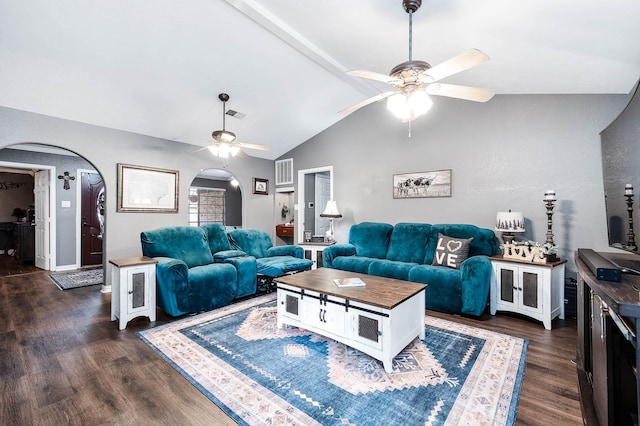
431 233 473 269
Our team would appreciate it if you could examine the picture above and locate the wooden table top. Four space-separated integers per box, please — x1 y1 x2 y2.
275 268 426 310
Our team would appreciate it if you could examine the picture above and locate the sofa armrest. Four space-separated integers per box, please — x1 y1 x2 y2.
459 255 493 316
323 244 357 268
266 245 304 258
153 257 190 316
213 249 248 262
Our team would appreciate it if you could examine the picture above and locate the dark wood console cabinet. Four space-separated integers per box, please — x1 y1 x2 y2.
14 222 35 264
576 251 639 425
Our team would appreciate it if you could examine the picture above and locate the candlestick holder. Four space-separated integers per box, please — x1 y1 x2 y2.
543 191 556 246
625 192 637 251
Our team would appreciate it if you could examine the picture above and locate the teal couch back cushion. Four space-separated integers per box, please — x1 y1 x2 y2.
386 222 432 263
349 222 393 259
228 229 272 259
140 226 214 268
200 223 232 253
424 224 499 264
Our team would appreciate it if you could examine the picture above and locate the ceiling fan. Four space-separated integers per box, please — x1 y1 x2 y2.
197 93 270 158
340 0 495 123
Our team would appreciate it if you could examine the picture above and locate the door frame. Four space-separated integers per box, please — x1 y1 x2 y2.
77 168 101 269
0 160 56 271
297 165 333 244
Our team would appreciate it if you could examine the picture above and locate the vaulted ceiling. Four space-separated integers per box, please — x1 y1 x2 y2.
1 0 639 160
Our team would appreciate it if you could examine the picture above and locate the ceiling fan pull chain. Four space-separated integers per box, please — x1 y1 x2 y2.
408 121 412 138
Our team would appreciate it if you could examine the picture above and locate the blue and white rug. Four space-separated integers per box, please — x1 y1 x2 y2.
139 294 527 425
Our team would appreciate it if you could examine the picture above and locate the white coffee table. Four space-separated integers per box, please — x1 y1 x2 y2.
275 268 426 373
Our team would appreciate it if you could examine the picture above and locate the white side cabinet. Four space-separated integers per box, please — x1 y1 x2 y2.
110 256 157 330
299 242 335 269
490 256 566 330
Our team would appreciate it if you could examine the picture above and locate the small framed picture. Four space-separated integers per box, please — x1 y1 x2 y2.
253 178 269 195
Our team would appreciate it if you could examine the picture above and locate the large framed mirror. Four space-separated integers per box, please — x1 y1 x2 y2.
297 166 333 243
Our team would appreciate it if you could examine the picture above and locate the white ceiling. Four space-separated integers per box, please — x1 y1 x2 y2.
1 0 639 160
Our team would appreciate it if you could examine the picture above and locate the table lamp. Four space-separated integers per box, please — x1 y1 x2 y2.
319 200 342 242
495 210 525 243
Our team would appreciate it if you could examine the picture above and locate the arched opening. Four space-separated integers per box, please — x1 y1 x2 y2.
189 168 242 228
0 143 106 277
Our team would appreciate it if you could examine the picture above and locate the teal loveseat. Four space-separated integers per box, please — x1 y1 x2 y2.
140 225 257 317
323 222 500 316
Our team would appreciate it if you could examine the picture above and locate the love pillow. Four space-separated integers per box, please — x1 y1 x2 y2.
431 233 473 269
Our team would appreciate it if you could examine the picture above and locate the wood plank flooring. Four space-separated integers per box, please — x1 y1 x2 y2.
0 255 583 425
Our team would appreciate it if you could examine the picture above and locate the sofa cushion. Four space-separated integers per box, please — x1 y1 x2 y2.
200 223 232 253
141 226 213 268
256 256 312 277
408 265 463 314
386 223 432 263
332 256 379 274
424 224 499 264
228 229 272 258
349 222 393 259
368 259 419 281
431 233 473 269
187 263 238 311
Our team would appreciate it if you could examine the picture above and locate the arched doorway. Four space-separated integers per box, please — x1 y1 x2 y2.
189 168 242 228
0 143 106 272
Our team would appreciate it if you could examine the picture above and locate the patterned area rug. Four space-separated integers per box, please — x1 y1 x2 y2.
139 294 527 426
49 268 103 290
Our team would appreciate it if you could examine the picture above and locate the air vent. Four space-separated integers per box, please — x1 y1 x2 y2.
226 109 246 119
275 158 293 186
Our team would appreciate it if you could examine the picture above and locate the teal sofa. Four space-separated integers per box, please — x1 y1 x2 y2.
323 222 500 316
140 225 257 317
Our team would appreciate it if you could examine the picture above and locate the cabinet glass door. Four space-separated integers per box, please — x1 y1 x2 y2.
519 268 543 314
499 268 516 304
127 268 148 314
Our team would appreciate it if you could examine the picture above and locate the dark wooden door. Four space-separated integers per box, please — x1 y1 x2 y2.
81 172 104 266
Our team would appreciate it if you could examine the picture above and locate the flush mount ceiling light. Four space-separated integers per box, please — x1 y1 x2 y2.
340 0 495 123
198 93 270 159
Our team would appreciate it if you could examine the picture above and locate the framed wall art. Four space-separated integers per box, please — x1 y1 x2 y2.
253 177 269 195
117 163 179 212
393 169 452 199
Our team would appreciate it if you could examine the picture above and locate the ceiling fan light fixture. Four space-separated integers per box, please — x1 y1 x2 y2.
229 144 240 157
387 90 432 122
212 129 236 143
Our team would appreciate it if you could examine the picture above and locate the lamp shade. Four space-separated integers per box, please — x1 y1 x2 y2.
320 200 342 218
495 211 525 232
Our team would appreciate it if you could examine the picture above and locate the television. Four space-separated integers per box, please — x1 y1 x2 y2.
601 80 640 271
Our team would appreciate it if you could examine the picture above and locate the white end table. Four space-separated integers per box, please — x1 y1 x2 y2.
490 255 566 330
110 256 157 330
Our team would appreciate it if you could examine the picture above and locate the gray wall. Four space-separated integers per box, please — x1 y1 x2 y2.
0 106 275 280
280 94 630 278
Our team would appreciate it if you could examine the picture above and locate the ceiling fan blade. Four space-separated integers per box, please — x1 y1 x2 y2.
425 83 495 102
347 70 399 85
237 142 270 151
420 49 490 83
193 145 211 153
339 91 396 115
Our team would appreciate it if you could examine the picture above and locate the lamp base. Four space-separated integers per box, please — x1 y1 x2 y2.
501 232 516 244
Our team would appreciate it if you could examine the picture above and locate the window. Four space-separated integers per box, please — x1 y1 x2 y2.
188 187 225 227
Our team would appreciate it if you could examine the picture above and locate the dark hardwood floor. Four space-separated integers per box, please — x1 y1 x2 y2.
0 255 583 425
